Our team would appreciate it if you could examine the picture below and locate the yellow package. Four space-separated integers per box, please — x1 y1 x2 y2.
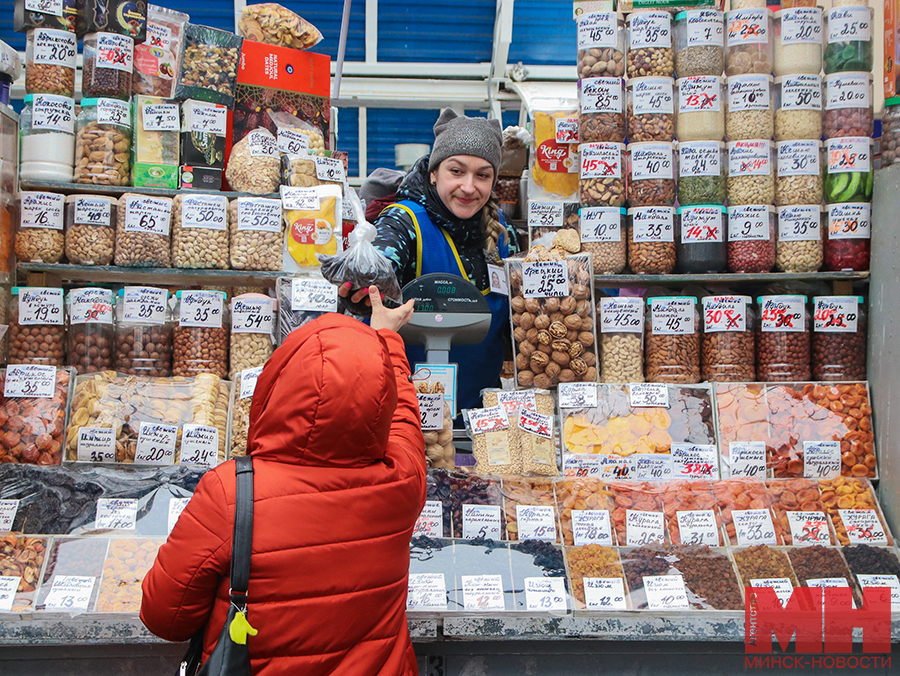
282 185 342 270
531 108 579 198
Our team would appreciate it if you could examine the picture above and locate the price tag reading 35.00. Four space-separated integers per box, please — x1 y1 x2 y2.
3 364 56 398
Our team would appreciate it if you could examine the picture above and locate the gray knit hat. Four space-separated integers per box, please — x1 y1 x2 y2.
428 109 502 178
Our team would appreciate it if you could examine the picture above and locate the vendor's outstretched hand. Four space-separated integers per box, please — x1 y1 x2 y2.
369 286 414 332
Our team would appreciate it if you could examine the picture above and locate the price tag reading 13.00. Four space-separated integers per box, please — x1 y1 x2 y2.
525 577 567 612
43 576 95 612
522 261 568 298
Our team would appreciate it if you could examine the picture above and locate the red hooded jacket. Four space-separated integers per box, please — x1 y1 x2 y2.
140 314 426 676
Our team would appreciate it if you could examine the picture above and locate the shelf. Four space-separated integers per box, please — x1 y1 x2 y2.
19 181 279 200
592 271 870 287
18 263 285 287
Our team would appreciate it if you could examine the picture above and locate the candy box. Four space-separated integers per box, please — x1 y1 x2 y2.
75 0 147 41
14 0 78 33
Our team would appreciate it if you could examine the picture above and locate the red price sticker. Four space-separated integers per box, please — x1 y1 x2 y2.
813 296 859 332
678 76 721 112
580 142 622 179
759 295 806 332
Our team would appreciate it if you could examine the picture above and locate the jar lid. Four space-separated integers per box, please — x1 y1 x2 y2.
813 295 864 303
885 96 900 107
647 296 696 306
175 290 227 300
23 94 32 104
80 98 99 107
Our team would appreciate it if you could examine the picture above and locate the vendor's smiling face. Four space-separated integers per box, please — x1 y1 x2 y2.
431 155 494 220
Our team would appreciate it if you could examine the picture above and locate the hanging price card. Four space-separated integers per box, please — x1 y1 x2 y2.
563 454 601 478
630 143 674 180
248 130 277 158
558 383 598 409
777 140 820 177
33 28 76 66
516 505 557 541
43 576 95 612
781 74 822 111
462 575 505 611
678 141 721 177
413 501 444 538
167 497 190 534
417 393 444 431
231 297 275 334
0 499 19 532
178 290 223 328
727 74 770 111
803 441 841 479
727 8 768 45
572 509 613 546
124 195 171 235
96 33 133 72
781 8 822 45
632 78 675 115
76 427 116 463
650 297 694 335
142 103 180 131
630 206 675 242
603 454 640 480
527 201 564 230
750 578 794 607
728 140 771 176
626 510 665 546
728 205 771 241
630 11 671 48
462 504 502 540
32 94 74 133
277 128 310 155
519 410 553 440
577 11 618 49
0 576 19 612
827 6 871 43
677 510 720 546
291 278 338 313
856 575 900 611
813 296 859 332
825 73 869 110
181 194 228 230
123 287 167 323
584 577 627 610
777 205 821 242
685 9 724 46
237 197 282 232
69 288 113 325
20 191 64 229
467 405 510 435
703 296 746 332
838 509 888 545
315 156 346 183
522 261 568 298
733 508 778 545
680 205 724 243
679 76 721 113
644 575 690 610
599 297 643 333
728 441 766 479
525 577 567 612
671 444 719 479
3 364 56 398
826 137 870 174
189 105 227 136
827 203 870 240
580 207 622 243
95 498 137 530
787 511 830 546
179 425 219 468
580 77 622 114
629 383 669 408
407 573 448 611
580 142 622 179
73 196 112 226
97 98 131 127
239 366 264 399
134 422 178 465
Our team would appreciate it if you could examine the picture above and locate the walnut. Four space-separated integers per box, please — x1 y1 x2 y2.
553 227 581 253
526 328 539 343
564 314 582 330
576 300 589 317
533 373 552 389
534 314 551 330
569 342 584 358
583 351 596 366
520 312 535 330
552 351 571 367
567 329 580 342
511 296 526 313
516 353 530 370
572 284 589 300
545 362 561 379
514 326 527 343
512 312 522 327
561 296 577 315
549 322 567 339
585 366 598 381
545 297 560 313
570 357 588 376
551 338 571 352
524 298 541 313
581 316 594 331
537 329 552 345
550 312 564 323
559 368 576 382
538 343 553 355
517 370 535 386
577 269 591 286
579 331 595 347
519 340 536 357
530 351 550 371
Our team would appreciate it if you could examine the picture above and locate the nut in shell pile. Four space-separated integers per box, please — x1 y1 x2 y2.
417 381 454 470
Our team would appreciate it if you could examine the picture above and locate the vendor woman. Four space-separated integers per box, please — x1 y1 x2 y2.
341 109 516 410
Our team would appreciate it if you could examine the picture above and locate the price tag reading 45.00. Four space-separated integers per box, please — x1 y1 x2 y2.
522 261 568 298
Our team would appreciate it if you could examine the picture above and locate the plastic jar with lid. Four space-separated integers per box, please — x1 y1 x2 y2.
645 296 700 384
627 206 676 274
74 98 132 186
82 32 133 99
882 98 900 167
677 141 726 205
725 74 774 141
729 0 766 9
577 12 625 79
66 288 114 375
172 193 229 269
579 76 626 143
18 93 75 182
674 9 724 78
825 202 870 271
625 77 675 142
701 295 755 382
776 205 823 272
824 136 873 203
676 204 726 273
824 72 873 139
757 295 810 382
579 142 625 207
25 28 76 97
65 195 117 265
598 296 644 384
230 293 276 378
774 74 822 141
115 193 173 268
776 139 823 206
15 191 65 264
626 10 674 78
727 139 775 205
627 142 676 206
579 206 626 274
9 287 66 366
811 295 866 381
173 290 229 378
676 76 725 142
115 287 173 377
774 8 822 76
727 204 775 273
725 8 773 76
824 5 873 74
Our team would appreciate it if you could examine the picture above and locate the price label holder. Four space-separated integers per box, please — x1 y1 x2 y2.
515 505 557 541
462 504 502 540
728 441 767 479
76 427 116 463
671 444 719 479
167 497 190 534
522 261 568 298
633 455 670 481
413 501 444 538
803 441 841 479
462 574 506 611
239 366 264 400
524 577 568 612
559 383 598 409
69 288 113 325
407 573 448 611
584 577 627 611
291 278 338 313
838 509 888 545
563 453 601 478
3 364 56 398
572 509 613 546
750 578 794 608
676 510 720 546
417 393 444 431
179 425 219 468
0 499 19 532
43 575 96 613
629 383 669 408
733 508 779 546
95 498 138 530
856 575 900 612
626 510 665 546
787 511 830 546
759 295 806 332
580 77 623 116
643 575 690 610
0 576 19 612
181 194 228 230
134 422 178 465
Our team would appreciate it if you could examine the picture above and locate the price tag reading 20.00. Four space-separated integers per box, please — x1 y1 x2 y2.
134 422 178 465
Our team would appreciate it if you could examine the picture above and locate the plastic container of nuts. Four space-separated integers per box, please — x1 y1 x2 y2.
701 295 756 382
824 5 873 75
676 204 726 273
625 77 675 143
645 296 700 384
25 27 76 97
74 98 132 186
825 202 870 272
18 94 76 183
774 75 823 141
505 252 597 389
756 295 811 383
174 23 243 107
775 140 822 206
65 194 116 265
673 9 724 78
677 140 727 205
16 191 65 264
579 142 625 207
812 295 866 381
229 196 284 270
725 74 774 142
579 206 625 274
230 293 275 379
725 8 773 76
776 205 823 273
727 139 774 206
527 200 579 249
882 98 900 167
576 11 626 79
824 136 873 203
675 76 725 142
824 72 873 140
626 10 674 79
773 7 822 76
727 205 775 273
578 76 625 143
82 32 134 100
173 290 228 378
627 142 676 207
172 193 229 269
9 287 66 366
598 296 644 384
66 287 114 375
115 194 173 267
627 206 676 274
114 286 173 377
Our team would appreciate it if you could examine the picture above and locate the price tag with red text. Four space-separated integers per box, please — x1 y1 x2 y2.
680 205 724 243
813 297 859 332
462 575 505 611
703 296 746 332
839 510 888 545
787 511 830 545
671 444 719 479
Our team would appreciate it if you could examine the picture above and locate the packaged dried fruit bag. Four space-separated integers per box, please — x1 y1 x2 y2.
529 99 580 200
281 184 342 272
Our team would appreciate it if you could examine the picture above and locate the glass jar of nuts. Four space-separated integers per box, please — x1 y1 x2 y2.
74 98 132 186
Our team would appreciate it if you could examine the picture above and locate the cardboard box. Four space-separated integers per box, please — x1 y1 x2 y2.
887 0 898 99
180 165 222 191
14 0 78 33
75 0 147 42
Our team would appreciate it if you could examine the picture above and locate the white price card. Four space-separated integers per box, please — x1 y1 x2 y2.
314 156 346 183
644 575 690 610
827 6 871 43
839 509 888 545
0 576 20 612
632 78 675 115
827 203 871 241
629 11 671 48
527 201 564 230
497 390 537 415
26 0 63 15
685 9 724 46
726 8 768 45
3 364 56 398
558 383 598 409
781 74 822 111
777 205 821 242
678 75 722 113
626 510 665 546
291 278 338 313
134 422 178 465
0 499 19 532
167 497 190 534
728 441 767 479
239 366 264 400
826 137 870 174
703 296 747 332
584 577 628 610
671 444 719 479
32 94 74 133
803 440 841 479
97 98 130 127
781 7 822 46
580 142 622 179
73 196 112 226
142 103 180 131
806 578 855 609
124 195 172 236
557 116 577 144
599 296 643 334
69 288 114 325
522 260 568 298
467 405 509 434
856 575 900 611
733 508 778 546
178 290 224 328
577 11 618 49
649 297 694 336
33 28 76 67
123 287 167 324
519 410 553 440
728 139 771 176
825 72 869 110
462 504 502 540
525 577 567 612
787 511 830 546
181 194 228 230
580 77 622 114
20 191 64 230
413 501 444 538
572 509 613 546
96 32 133 72
629 383 669 408
630 143 674 181
677 510 720 546
248 130 277 158
76 428 116 463
728 205 771 242
17 288 64 325
462 574 505 611
231 297 275 334
417 393 444 432
179 425 219 468
678 141 721 177
680 205 724 243
95 498 137 530
727 74 770 112
237 197 282 232
516 505 557 541
277 128 310 155
634 455 671 481
777 139 820 177
189 105 227 136
630 206 675 242
813 297 859 332
580 206 622 243
604 454 640 481
43 576 95 612
407 573 448 611
750 578 794 607
563 454 601 478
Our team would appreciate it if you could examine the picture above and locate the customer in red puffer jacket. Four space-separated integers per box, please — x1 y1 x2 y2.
140 288 425 676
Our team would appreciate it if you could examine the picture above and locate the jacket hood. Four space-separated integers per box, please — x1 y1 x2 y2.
246 314 399 467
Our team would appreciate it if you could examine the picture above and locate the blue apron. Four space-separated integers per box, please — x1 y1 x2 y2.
392 200 509 412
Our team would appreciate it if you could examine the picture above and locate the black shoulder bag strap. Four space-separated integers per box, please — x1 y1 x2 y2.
230 455 255 607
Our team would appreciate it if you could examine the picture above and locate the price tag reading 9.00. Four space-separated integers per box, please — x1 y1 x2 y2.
178 290 224 328
813 296 859 333
680 206 723 243
580 207 622 243
826 137 870 174
650 297 695 335
124 196 172 236
599 297 643 334
777 205 821 242
580 77 622 115
527 201 564 230
181 194 228 231
630 206 675 242
123 287 167 324
142 103 180 131
703 296 746 332
18 287 64 325
827 203 871 240
728 205 771 242
760 296 806 332
231 297 275 334
580 143 622 179
522 260 568 298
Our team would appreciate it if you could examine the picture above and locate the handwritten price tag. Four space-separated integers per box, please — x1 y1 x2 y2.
516 505 557 541
519 410 553 440
580 206 622 243
4 364 56 398
189 104 227 136
20 191 64 230
649 297 694 335
632 78 674 115
527 201 564 230
277 128 311 155
580 142 622 179
95 498 137 530
26 0 63 18
73 196 112 226
179 425 219 468
727 8 768 45
750 578 794 607
558 383 598 409
522 261 568 298
142 103 179 131
413 501 444 538
291 278 338 313
123 287 167 324
524 577 567 612
685 9 724 47
671 444 719 479
630 143 674 181
462 504 502 540
680 205 724 243
461 574 505 611
703 296 747 332
577 11 618 49
728 139 771 177
806 578 855 609
678 141 721 177
839 509 888 545
777 139 820 177
827 203 871 241
629 11 671 49
468 405 510 435
603 454 639 480
584 577 627 610
563 454 601 478
76 428 116 463
237 197 282 232
497 390 536 415
644 575 689 610
825 72 869 110
69 288 113 325
96 32 134 73
248 130 277 158
181 194 228 231
634 455 671 481
124 195 172 236
678 75 721 113
18 288 64 326
134 422 178 465
232 297 275 335
178 290 224 329
826 136 870 174
728 74 770 112
314 156 346 183
729 441 766 479
629 383 669 408
813 296 859 333
827 6 871 43
777 205 821 242
626 509 665 546
803 440 841 479
417 393 444 431
599 297 643 334
43 576 95 612
580 77 622 115
733 508 778 546
677 510 720 545
0 576 19 612
167 497 190 534
32 94 74 133
787 511 830 545
728 205 771 242
555 116 579 143
407 573 448 611
856 575 900 611
572 509 613 546
0 499 19 532
630 206 675 242
781 74 822 111
97 98 131 127
781 7 822 46
239 366 264 400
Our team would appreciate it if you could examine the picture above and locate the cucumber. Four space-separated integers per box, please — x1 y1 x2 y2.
865 169 874 198
836 173 862 202
829 172 851 201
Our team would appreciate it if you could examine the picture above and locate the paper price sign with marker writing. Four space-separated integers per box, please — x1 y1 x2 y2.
21 191 64 230
649 298 694 335
600 297 643 334
580 143 622 179
633 455 668 481
563 454 601 478
407 573 447 611
525 577 567 612
413 501 444 538
190 105 227 136
729 441 766 479
168 497 190 534
179 425 219 468
18 288 64 325
77 428 116 463
626 510 665 546
497 390 536 415
74 196 112 226
733 508 778 546
827 203 871 240
631 144 674 181
232 297 275 334
95 498 137 530
178 291 223 329
182 194 228 231
631 206 675 242
680 206 723 243
572 509 613 546
134 422 178 465
577 11 618 49
839 509 888 545
604 454 639 481
417 393 444 431
462 504 502 540
28 0 63 17
787 511 830 546
462 575 505 611
519 410 553 439
750 579 794 608
644 575 690 610
43 576 95 612
0 499 19 532
703 297 746 332
671 444 719 479
123 287 167 323
629 383 669 408
806 578 856 609
580 207 622 243
314 156 346 183
468 405 509 434
584 577 627 610
239 366 264 400
516 505 557 541
0 576 20 612
677 510 720 546
558 383 598 409
291 278 338 313
826 137 870 174
4 364 56 398
857 575 900 611
580 78 622 115
124 196 171 235
632 79 675 115
813 297 859 332
555 116 579 143
527 201 563 229
277 128 310 155
803 441 841 479
142 103 179 131
522 261 568 298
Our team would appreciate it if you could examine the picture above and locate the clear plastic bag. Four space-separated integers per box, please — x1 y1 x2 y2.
238 3 323 51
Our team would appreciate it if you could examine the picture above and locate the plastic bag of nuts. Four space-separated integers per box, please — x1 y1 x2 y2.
677 141 727 206
25 27 76 97
645 296 700 384
673 9 724 78
598 296 644 384
579 142 625 207
66 288 114 375
237 3 323 50
9 287 66 366
727 140 775 206
65 195 116 265
774 75 823 142
579 206 625 274
418 381 454 470
114 287 173 377
576 11 625 79
701 295 755 382
228 366 262 458
757 295 811 382
776 205 822 272
172 290 228 378
483 388 557 477
528 201 579 248
627 142 676 207
230 293 275 378
465 405 518 475
506 251 598 389
627 206 676 274
578 77 625 143
725 8 773 76
726 74 774 141
16 191 65 264
172 193 229 269
626 77 676 143
115 194 173 267
82 32 134 100
727 205 775 273
775 140 823 206
626 11 674 78
226 128 280 195
74 98 132 186
0 367 70 465
174 23 242 107
812 295 866 381
228 196 283 270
